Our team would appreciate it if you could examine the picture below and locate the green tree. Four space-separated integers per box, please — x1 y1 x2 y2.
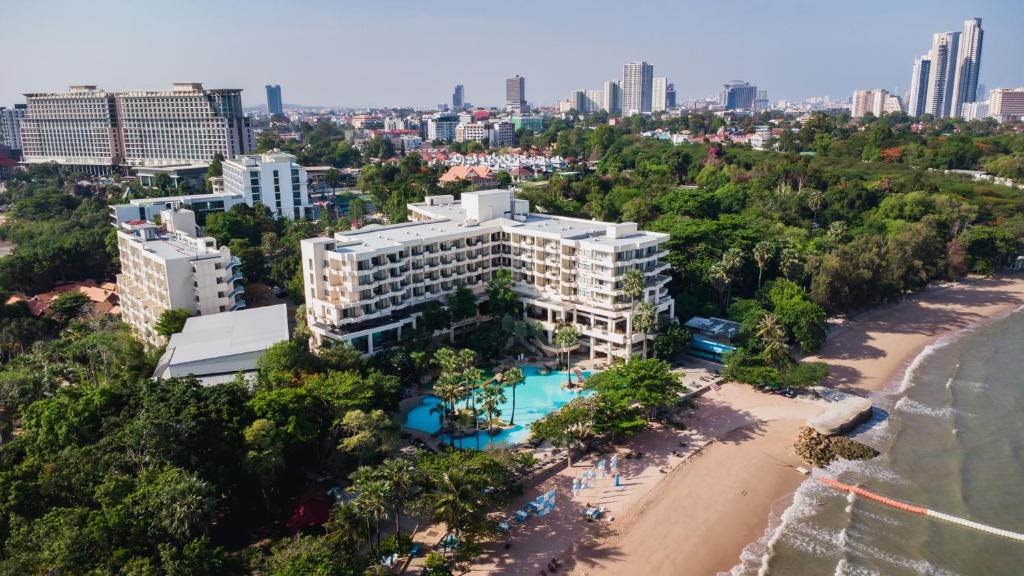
530 395 597 466
155 308 192 339
243 419 285 516
498 366 524 426
445 287 478 343
338 409 398 466
476 380 506 445
755 313 790 370
753 240 773 289
49 291 91 324
485 269 516 319
552 323 580 383
631 301 657 359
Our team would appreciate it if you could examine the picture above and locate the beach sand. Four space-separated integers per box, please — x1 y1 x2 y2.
468 276 1024 576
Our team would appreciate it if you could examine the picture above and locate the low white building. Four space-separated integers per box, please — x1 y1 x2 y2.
400 135 423 153
116 209 244 347
109 190 246 227
222 150 312 220
153 304 289 385
301 189 674 361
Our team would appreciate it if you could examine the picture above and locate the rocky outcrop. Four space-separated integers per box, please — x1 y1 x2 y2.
794 426 879 467
807 389 874 436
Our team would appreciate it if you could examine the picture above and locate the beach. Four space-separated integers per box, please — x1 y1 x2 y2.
467 276 1024 576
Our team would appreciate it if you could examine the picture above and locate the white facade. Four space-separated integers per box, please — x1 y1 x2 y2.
116 210 244 347
490 121 515 148
301 189 674 361
222 151 311 220
961 101 990 121
584 90 604 114
851 89 901 117
908 55 931 117
455 122 488 143
19 83 254 168
602 80 621 115
400 135 423 152
427 115 458 142
109 191 246 227
0 105 26 151
622 61 654 116
924 31 960 118
989 88 1024 123
950 18 984 118
652 77 668 112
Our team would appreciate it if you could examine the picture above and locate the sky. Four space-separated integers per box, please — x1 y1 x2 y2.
4 0 1023 110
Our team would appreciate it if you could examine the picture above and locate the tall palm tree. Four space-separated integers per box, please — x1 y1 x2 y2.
756 313 790 370
721 247 744 307
378 458 418 539
753 241 773 289
500 366 525 426
622 269 645 358
708 262 730 313
354 478 391 551
779 247 802 281
477 381 507 446
463 366 485 449
632 302 656 359
553 323 579 384
430 471 477 561
432 375 460 431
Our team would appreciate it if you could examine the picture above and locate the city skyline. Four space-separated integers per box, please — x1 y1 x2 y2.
4 0 1023 110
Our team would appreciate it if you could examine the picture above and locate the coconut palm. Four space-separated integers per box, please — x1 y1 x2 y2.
804 188 823 224
756 313 790 370
753 241 773 289
622 269 645 358
779 247 802 281
477 381 507 445
553 323 580 384
432 374 460 430
721 247 744 306
430 471 477 561
500 366 525 426
827 220 848 245
708 262 730 313
354 478 391 551
378 458 418 539
632 301 657 359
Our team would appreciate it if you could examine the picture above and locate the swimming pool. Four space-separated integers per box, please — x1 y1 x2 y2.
403 365 593 449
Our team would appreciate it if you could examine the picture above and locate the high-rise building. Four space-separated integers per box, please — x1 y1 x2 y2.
20 83 254 171
452 84 464 111
622 61 654 116
584 90 603 114
721 81 757 110
666 83 677 109
924 31 960 118
989 88 1024 123
602 80 622 115
506 75 527 113
222 151 311 220
568 90 586 112
116 209 244 347
427 114 458 142
754 90 770 111
960 101 989 121
300 189 674 359
0 104 26 151
652 77 668 112
851 89 902 118
908 55 932 117
950 18 984 118
266 84 283 115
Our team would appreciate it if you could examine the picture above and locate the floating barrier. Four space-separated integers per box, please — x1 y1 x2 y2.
819 476 1024 543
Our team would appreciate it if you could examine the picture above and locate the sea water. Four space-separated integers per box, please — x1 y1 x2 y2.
728 308 1024 576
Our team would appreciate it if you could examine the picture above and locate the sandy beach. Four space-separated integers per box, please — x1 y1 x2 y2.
463 276 1024 576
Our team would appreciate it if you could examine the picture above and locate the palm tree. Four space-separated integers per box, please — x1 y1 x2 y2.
430 471 477 561
378 458 418 539
827 220 848 245
721 247 744 306
805 188 823 225
463 366 485 449
477 381 507 446
632 302 656 359
779 247 802 281
708 262 730 313
553 323 580 384
500 366 525 426
432 375 460 431
622 269 645 359
753 241 773 289
756 313 790 370
354 478 391 551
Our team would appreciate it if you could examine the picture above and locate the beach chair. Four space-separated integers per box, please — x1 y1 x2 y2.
515 509 529 523
409 543 421 557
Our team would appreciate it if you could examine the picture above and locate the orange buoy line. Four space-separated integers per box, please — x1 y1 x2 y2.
818 476 1024 543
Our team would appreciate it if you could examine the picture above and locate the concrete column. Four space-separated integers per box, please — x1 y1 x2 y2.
367 333 375 355
590 337 596 360
625 314 633 360
546 329 553 344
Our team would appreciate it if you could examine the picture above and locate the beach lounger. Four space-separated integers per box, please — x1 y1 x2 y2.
515 510 529 522
498 519 511 532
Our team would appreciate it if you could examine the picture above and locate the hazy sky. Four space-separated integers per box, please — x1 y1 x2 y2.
4 0 1022 109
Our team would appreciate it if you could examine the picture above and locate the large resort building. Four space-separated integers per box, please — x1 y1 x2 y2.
301 189 673 362
116 208 245 347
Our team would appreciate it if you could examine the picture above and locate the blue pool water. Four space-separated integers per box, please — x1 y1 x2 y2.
404 365 592 449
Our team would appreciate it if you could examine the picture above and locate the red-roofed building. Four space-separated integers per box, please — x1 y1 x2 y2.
438 165 497 187
6 279 120 318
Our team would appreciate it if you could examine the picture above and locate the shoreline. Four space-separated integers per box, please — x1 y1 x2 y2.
465 276 1024 576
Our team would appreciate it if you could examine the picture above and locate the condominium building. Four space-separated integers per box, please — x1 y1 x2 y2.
0 105 26 151
266 84 283 115
109 190 246 227
584 90 603 114
924 31 960 118
116 208 244 347
19 83 254 170
908 55 932 117
652 77 668 112
950 18 984 118
455 122 489 143
222 151 311 220
300 189 674 361
567 91 586 112
721 81 757 110
666 83 677 109
602 80 622 115
452 84 464 111
506 75 527 113
989 88 1024 123
960 100 989 121
427 114 459 142
490 121 515 148
622 62 654 116
851 89 902 118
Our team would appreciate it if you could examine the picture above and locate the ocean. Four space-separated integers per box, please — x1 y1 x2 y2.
728 308 1024 576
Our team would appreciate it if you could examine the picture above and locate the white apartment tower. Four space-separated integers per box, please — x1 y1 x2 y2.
584 90 604 114
989 88 1024 123
924 32 960 118
116 209 244 347
19 83 255 170
602 80 622 115
622 61 654 116
300 189 673 361
0 105 26 151
222 151 311 220
652 77 668 112
908 55 931 117
950 18 984 118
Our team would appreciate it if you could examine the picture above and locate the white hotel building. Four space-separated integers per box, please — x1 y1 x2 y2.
222 151 312 220
301 189 673 361
116 208 244 347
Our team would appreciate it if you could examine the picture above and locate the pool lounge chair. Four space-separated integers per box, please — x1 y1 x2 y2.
515 509 530 522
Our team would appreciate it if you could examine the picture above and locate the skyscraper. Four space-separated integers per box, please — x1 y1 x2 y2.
721 81 757 110
622 61 653 116
665 83 677 109
950 17 984 117
0 104 26 151
452 84 464 110
506 76 527 113
602 80 621 115
908 55 932 117
652 77 668 112
265 84 283 115
924 31 960 118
